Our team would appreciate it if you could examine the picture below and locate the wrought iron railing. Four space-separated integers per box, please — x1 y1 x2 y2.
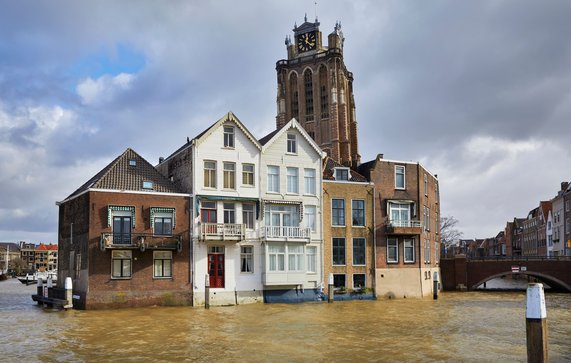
100 233 182 251
262 226 311 240
387 219 422 228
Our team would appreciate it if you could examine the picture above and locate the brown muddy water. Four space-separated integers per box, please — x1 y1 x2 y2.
1 278 570 362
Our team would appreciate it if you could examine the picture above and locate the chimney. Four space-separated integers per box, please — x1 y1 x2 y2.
561 181 569 191
159 157 164 164
377 153 384 160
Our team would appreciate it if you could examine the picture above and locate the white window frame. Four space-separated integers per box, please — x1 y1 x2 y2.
223 203 235 224
334 167 350 181
424 174 428 196
404 238 415 263
242 163 255 186
352 238 366 266
242 204 255 230
267 165 280 193
352 273 366 290
332 237 346 266
268 243 285 272
287 133 297 154
286 167 299 194
331 198 345 226
223 162 236 190
304 168 316 195
204 161 217 188
306 246 316 273
395 165 405 189
304 205 316 232
223 126 235 148
153 251 172 278
287 243 304 272
240 246 253 273
351 199 365 227
387 238 398 263
111 250 132 279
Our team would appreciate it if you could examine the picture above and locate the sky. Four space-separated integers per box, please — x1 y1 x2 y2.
1 0 570 244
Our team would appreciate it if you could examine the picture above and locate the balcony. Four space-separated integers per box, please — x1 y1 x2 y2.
385 219 423 235
199 223 245 241
100 233 182 252
261 226 311 242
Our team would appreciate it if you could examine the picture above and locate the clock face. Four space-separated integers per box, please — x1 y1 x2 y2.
297 31 317 53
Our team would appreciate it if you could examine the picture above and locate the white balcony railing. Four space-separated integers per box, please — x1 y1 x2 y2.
262 226 311 240
200 223 245 240
388 220 422 228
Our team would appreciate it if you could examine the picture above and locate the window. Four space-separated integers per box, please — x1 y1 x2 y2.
112 215 132 244
224 203 235 224
566 200 571 212
111 250 132 278
335 168 349 181
353 274 366 289
287 133 297 153
142 181 154 189
289 73 299 118
332 238 346 265
353 238 366 265
395 165 405 189
287 167 299 194
268 244 285 271
204 161 217 188
424 239 431 263
426 208 430 231
352 200 365 226
223 126 234 147
389 202 412 227
304 205 316 232
128 159 137 167
154 217 172 236
201 201 217 223
332 199 345 226
242 164 255 186
424 174 428 196
404 238 414 263
304 69 314 121
223 162 235 189
288 244 304 271
240 246 253 273
333 274 346 290
268 165 280 193
304 168 316 195
387 238 398 263
319 66 329 118
306 246 316 273
242 204 255 229
153 251 172 278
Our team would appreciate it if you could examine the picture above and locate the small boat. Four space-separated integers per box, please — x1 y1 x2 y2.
17 271 58 285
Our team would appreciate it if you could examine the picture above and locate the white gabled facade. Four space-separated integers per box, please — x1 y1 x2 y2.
259 118 326 302
191 112 263 306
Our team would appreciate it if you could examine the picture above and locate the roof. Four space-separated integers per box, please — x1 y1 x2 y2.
36 243 58 251
0 242 20 252
258 129 280 146
62 148 184 202
539 201 552 220
357 154 439 181
259 118 326 158
322 156 368 182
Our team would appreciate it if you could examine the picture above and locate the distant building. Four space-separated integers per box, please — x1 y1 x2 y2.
19 242 37 270
551 182 567 256
563 183 571 256
358 154 441 299
34 243 58 272
57 148 191 309
522 207 539 256
0 242 21 273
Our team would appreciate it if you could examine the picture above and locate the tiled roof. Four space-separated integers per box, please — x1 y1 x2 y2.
65 148 183 200
323 157 368 182
36 243 58 251
258 128 280 146
0 242 20 252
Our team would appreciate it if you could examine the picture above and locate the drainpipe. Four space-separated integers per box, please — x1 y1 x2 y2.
320 161 325 296
372 184 377 298
190 143 196 305
417 163 424 297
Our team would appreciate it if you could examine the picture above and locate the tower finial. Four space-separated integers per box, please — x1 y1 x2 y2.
315 1 318 22
304 13 307 22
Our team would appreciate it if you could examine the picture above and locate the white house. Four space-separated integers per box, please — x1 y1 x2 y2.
258 118 326 303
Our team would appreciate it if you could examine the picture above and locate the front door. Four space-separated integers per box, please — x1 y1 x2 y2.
208 246 224 288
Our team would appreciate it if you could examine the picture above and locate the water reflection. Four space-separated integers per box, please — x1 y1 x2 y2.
1 278 570 362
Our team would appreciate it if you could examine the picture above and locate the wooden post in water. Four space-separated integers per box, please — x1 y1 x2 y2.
526 283 548 363
433 271 439 300
205 274 210 309
328 273 334 303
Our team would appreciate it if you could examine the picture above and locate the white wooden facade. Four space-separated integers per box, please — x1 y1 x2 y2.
260 118 326 294
191 112 264 306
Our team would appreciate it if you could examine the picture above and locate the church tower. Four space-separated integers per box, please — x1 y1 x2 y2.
276 16 360 167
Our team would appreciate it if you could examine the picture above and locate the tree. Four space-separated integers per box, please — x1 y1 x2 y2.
440 215 463 247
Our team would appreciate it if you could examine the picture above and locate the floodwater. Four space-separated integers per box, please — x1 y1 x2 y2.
1 278 570 362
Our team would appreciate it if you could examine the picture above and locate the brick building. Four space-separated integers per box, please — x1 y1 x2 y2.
34 243 58 272
358 154 440 298
57 148 191 309
322 157 375 298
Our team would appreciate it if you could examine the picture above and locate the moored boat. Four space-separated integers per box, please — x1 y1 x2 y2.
17 271 57 285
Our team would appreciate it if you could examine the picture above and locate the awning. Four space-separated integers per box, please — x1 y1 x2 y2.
262 200 304 221
195 195 261 219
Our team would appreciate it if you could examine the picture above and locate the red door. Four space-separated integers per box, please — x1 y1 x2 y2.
208 253 224 288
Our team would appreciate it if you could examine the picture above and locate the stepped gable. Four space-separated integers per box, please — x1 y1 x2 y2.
65 148 183 200
323 156 368 182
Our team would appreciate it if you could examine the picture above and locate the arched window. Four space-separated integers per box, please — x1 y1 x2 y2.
319 66 328 118
304 69 314 121
289 73 299 119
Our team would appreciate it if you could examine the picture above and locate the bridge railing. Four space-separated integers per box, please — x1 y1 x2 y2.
466 255 571 262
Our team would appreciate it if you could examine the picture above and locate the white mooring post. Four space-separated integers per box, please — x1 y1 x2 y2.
205 274 210 309
37 277 44 304
64 277 73 309
47 275 53 298
328 273 334 303
526 283 548 363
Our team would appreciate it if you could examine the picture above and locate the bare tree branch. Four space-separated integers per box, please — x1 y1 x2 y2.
440 215 463 247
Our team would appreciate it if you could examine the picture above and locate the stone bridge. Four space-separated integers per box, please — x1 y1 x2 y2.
440 255 571 292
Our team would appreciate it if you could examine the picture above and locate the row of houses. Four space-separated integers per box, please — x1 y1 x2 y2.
56 112 441 309
0 241 58 273
451 181 571 258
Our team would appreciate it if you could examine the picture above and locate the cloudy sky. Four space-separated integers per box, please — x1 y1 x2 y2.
1 0 570 243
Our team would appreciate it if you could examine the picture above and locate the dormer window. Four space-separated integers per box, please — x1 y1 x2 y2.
224 126 235 148
143 181 154 189
287 133 297 153
128 159 137 167
334 168 349 181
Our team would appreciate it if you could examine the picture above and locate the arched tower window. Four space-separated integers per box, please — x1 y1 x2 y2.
289 73 299 119
319 66 329 119
304 69 314 121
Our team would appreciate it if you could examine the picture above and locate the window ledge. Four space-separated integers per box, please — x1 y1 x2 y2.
222 146 235 150
153 277 173 280
285 152 298 156
395 187 406 190
352 225 366 228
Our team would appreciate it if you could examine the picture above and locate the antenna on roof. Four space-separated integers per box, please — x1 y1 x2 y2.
315 1 318 22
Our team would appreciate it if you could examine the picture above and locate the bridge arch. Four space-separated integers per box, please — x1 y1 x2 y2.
471 271 571 292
